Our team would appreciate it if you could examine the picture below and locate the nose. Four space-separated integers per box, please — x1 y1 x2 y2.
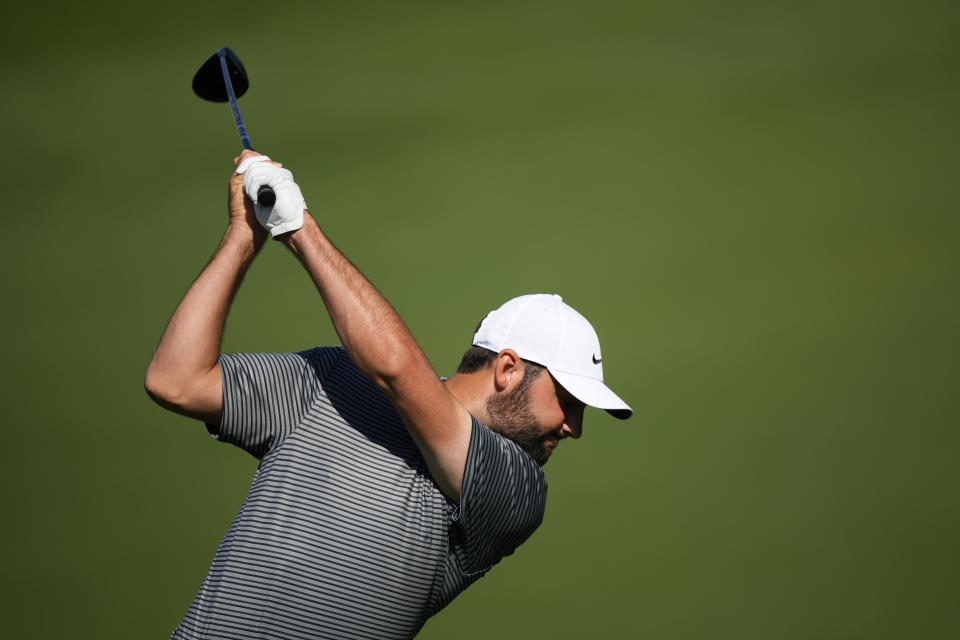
561 413 583 439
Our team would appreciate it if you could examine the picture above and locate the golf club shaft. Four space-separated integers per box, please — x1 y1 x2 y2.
218 49 276 207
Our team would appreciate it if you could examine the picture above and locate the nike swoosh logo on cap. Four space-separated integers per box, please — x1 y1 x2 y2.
592 354 602 365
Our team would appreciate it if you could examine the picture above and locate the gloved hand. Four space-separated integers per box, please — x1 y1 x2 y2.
235 155 307 237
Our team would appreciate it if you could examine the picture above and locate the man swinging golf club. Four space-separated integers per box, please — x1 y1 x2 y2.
146 151 632 639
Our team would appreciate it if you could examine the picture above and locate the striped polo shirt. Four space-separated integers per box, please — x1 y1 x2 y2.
171 347 547 639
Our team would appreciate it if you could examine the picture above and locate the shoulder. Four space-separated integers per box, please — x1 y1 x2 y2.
296 345 347 366
460 416 548 512
471 418 547 482
447 416 548 574
274 346 348 386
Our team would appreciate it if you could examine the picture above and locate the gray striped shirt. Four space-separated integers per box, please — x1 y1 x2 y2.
171 347 547 639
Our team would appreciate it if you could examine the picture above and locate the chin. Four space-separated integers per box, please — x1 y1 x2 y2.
532 444 553 467
484 416 555 466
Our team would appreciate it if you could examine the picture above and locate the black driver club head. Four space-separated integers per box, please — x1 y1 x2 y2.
191 47 276 207
192 47 250 102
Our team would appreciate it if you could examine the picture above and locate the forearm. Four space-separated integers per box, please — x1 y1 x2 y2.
146 225 264 400
280 213 428 385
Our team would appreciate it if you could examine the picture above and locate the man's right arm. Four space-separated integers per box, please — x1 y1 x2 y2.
144 154 269 423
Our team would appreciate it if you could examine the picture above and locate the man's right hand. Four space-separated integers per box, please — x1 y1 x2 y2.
231 151 308 239
228 150 281 241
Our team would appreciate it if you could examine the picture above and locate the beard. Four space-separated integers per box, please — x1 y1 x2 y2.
485 381 552 466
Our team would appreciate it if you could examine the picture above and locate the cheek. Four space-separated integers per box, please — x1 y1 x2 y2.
529 376 565 430
534 401 566 432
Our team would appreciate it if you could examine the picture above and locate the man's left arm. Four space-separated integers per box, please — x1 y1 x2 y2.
276 201 472 501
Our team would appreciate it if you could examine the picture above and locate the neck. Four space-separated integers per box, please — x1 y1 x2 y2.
443 372 491 424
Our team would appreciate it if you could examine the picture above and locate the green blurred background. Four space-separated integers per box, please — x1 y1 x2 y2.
2 0 958 637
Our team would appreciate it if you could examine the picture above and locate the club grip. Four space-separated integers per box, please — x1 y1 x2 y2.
257 185 276 207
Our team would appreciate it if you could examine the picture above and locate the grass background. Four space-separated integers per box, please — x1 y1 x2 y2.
2 0 958 637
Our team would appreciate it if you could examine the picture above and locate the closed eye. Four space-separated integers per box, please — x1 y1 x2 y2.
555 382 582 413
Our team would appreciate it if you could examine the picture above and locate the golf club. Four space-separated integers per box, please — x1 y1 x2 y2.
192 47 276 207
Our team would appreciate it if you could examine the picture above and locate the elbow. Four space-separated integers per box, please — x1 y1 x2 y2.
379 349 414 382
144 366 188 411
144 367 171 407
144 364 220 423
365 341 423 391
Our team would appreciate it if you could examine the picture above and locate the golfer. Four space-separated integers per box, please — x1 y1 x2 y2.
146 151 632 639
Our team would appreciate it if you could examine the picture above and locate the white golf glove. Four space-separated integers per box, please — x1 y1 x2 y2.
235 155 307 237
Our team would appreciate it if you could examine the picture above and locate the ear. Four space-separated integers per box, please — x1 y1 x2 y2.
492 349 523 393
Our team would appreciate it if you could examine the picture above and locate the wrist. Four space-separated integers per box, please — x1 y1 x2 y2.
277 210 317 252
224 223 267 258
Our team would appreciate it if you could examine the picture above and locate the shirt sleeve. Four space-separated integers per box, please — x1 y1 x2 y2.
204 347 342 459
449 417 548 575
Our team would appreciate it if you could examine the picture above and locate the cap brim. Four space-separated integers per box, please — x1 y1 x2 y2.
550 369 633 420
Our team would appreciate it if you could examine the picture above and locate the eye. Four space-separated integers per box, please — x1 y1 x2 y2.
557 388 575 412
552 378 579 412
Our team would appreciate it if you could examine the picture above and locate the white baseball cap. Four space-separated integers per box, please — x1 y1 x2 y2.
473 294 633 420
